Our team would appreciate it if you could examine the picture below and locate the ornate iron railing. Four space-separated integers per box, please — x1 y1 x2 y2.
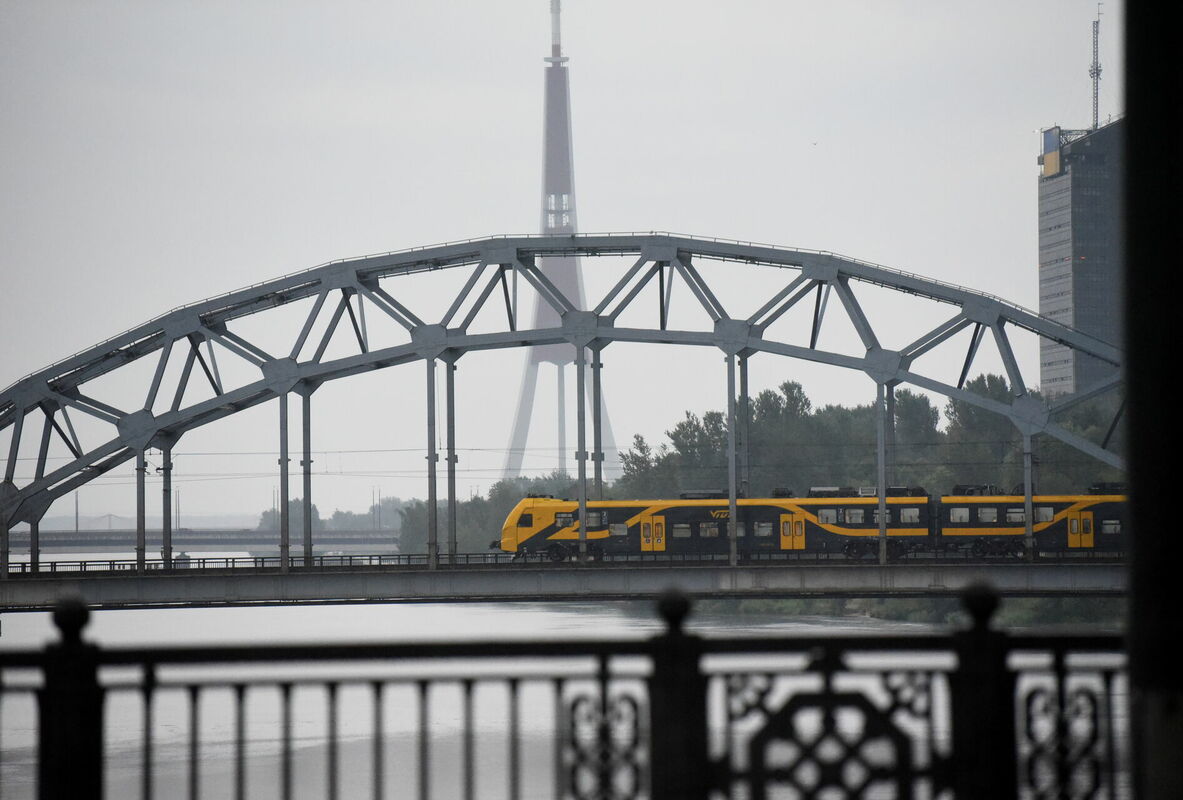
0 586 1125 799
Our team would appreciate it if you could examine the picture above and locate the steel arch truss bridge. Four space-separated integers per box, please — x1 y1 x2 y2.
0 233 1124 572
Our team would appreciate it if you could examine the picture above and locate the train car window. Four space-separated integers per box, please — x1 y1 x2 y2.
978 507 998 523
1101 519 1121 534
586 511 603 527
873 509 892 524
1035 507 1054 523
949 507 970 523
672 523 692 538
755 522 773 537
699 522 719 538
1006 508 1025 523
610 523 628 537
900 507 920 524
517 513 533 528
1083 518 1092 534
735 523 747 537
818 509 838 524
846 508 865 524
556 513 574 527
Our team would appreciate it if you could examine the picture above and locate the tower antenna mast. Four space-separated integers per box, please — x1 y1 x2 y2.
1090 3 1103 130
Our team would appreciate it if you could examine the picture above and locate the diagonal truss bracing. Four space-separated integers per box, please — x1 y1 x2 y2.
0 233 1124 542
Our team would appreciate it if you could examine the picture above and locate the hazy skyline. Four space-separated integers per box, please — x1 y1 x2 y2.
1 1 1125 521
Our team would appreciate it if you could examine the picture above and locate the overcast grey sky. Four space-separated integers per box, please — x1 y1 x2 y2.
0 1 1124 523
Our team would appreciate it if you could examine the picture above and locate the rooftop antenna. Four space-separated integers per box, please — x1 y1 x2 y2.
1089 3 1103 130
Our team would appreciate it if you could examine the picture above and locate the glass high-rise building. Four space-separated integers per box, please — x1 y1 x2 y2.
1036 118 1124 396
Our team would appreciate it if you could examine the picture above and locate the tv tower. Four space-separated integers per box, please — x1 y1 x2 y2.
503 0 616 480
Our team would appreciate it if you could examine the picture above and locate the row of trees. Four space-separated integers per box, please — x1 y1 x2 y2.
256 374 1125 554
257 495 406 534
616 374 1125 500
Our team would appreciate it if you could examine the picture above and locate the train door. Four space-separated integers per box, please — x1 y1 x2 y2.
640 514 667 553
1067 510 1096 548
779 512 805 550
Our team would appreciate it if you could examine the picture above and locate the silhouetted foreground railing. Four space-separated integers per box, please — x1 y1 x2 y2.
0 586 1125 799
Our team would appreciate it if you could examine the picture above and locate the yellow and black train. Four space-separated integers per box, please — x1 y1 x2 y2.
497 485 1128 561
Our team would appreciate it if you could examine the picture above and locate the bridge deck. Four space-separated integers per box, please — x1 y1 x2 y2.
0 561 1126 611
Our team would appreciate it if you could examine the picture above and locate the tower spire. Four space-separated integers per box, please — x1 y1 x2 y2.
550 0 563 60
503 1 617 481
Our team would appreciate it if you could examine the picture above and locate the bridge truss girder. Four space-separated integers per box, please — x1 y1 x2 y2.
0 233 1123 572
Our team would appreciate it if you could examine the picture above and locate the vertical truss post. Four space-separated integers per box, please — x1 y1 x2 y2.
426 358 439 570
0 517 7 578
556 363 567 475
885 385 896 486
446 360 458 564
136 450 147 573
739 356 751 497
1023 434 1035 561
279 394 290 573
726 354 739 568
30 518 39 574
591 347 604 500
161 446 173 569
33 415 51 574
876 383 888 566
301 392 313 568
575 344 589 562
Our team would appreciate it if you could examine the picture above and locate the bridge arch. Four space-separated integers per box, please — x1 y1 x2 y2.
0 233 1123 570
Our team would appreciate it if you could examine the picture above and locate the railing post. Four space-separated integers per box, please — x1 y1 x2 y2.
950 583 1016 800
39 597 103 800
649 589 710 800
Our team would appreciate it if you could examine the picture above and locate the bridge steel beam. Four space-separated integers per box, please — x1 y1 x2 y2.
279 394 290 572
301 390 313 567
575 343 588 562
0 563 1126 612
446 357 458 564
161 445 173 569
0 234 1127 564
425 357 439 570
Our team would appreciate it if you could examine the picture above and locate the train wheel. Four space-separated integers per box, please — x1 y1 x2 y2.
546 543 569 563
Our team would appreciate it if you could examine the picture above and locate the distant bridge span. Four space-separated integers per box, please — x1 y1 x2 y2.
1 233 1124 574
0 561 1126 612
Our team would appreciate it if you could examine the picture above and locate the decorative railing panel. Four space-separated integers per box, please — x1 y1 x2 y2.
0 586 1125 800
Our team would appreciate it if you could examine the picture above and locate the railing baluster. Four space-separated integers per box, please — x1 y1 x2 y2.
509 677 521 800
462 679 474 800
372 681 384 800
142 664 156 800
188 685 200 800
234 683 246 800
327 682 339 800
280 682 292 800
553 678 565 800
418 680 429 800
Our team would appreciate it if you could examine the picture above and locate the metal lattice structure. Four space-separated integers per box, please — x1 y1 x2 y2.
0 233 1124 574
